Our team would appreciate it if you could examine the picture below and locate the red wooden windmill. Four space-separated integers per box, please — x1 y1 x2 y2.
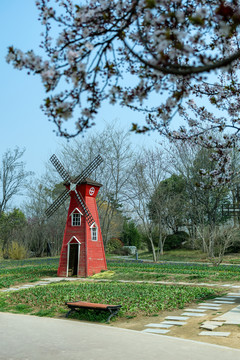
45 154 107 277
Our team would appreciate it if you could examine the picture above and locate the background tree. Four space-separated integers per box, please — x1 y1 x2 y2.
167 141 231 256
128 147 166 261
196 225 240 266
0 208 27 256
0 147 32 216
227 141 240 227
57 123 135 246
149 174 188 232
24 179 66 257
121 220 141 249
148 174 189 255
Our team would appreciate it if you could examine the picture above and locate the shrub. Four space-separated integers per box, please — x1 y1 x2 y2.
121 221 141 248
164 231 189 251
106 238 123 254
7 241 28 260
225 230 240 253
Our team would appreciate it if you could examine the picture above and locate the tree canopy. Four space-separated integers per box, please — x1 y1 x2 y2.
6 0 240 188
6 1 240 155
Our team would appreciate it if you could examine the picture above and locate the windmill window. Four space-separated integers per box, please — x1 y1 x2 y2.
91 225 98 241
72 212 81 226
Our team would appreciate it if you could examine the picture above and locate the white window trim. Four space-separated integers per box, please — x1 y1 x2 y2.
70 208 83 227
90 223 98 241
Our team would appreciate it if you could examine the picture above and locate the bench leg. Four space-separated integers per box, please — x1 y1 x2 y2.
66 308 76 318
107 308 120 323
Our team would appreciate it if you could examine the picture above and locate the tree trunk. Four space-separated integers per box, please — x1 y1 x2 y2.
148 235 157 262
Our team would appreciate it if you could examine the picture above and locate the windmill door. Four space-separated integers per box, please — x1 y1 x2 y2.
67 238 80 277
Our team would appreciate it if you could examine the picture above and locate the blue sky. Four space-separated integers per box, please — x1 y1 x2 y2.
0 1 162 183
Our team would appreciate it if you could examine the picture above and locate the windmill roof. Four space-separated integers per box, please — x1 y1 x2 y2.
65 177 102 187
81 177 103 187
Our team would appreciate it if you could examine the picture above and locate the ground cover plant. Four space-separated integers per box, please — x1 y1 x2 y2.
0 281 222 321
1 256 240 290
0 258 58 289
107 261 240 283
123 249 240 264
0 256 232 322
134 249 209 262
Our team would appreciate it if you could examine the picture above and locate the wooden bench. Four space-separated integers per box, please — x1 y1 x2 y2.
65 301 122 322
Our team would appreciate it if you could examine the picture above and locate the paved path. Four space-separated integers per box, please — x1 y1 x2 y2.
2 276 240 292
1 312 240 360
142 293 240 337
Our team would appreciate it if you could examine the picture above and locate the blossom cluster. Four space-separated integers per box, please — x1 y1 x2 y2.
6 0 240 184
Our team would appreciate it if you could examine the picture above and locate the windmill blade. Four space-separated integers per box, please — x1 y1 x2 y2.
74 190 95 227
50 154 71 183
74 155 103 185
45 188 70 218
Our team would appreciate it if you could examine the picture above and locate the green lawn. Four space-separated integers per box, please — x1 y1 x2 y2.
0 258 58 289
142 249 208 262
107 261 240 283
0 255 238 322
123 249 240 264
1 255 240 290
0 281 221 321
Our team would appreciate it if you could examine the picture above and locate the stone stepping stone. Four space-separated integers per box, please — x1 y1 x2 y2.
200 324 218 331
199 303 221 307
181 312 205 317
44 279 60 282
184 308 206 313
145 323 172 328
142 328 170 334
231 285 240 288
9 287 20 290
214 297 236 301
36 282 49 286
165 316 189 321
1 288 19 292
201 321 224 327
214 305 240 324
199 331 231 337
198 306 222 310
221 284 232 287
227 293 240 297
198 283 210 286
213 300 235 304
162 321 187 326
63 278 80 282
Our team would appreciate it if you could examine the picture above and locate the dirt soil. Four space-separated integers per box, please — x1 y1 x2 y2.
110 299 240 350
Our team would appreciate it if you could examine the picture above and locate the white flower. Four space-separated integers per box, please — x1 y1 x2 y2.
6 52 15 63
67 50 80 63
110 86 118 95
56 102 72 120
57 34 65 46
41 68 56 82
85 42 94 50
77 62 86 72
82 108 91 117
82 28 90 38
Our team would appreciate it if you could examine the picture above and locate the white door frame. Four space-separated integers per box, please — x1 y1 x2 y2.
67 236 81 277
